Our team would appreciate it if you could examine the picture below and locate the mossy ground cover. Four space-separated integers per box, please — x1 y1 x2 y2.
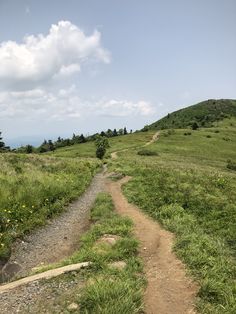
108 118 236 313
0 154 100 259
33 193 145 314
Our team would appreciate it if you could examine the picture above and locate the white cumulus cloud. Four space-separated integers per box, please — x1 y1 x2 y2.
0 20 110 89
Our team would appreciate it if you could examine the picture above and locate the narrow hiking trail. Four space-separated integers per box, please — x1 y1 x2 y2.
106 176 198 314
110 131 159 159
144 131 159 146
0 131 198 313
108 131 198 314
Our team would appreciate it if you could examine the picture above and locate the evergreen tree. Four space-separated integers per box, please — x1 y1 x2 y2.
25 145 33 154
113 129 118 136
79 134 86 143
124 127 128 135
106 129 113 137
48 140 55 151
0 132 5 150
100 131 106 137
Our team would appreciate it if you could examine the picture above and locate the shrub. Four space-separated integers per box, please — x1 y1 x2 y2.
137 149 158 156
192 122 199 130
226 160 236 171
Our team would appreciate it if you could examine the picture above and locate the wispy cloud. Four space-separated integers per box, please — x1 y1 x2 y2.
0 86 155 120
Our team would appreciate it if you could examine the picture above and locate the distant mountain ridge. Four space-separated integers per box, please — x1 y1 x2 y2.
146 99 236 130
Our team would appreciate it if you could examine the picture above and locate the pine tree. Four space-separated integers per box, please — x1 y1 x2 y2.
124 127 128 135
0 132 5 150
113 129 118 136
79 134 86 143
26 145 33 154
48 140 55 151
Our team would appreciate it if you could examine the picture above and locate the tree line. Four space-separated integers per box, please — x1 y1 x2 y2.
0 127 131 154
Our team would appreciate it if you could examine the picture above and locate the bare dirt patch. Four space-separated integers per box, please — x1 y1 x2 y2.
106 176 198 314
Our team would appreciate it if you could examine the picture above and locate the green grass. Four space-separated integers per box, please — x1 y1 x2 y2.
148 99 236 130
50 131 155 158
108 117 236 313
0 154 100 259
33 193 145 314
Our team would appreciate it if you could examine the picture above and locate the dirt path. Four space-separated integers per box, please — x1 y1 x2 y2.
110 131 159 159
1 170 106 282
144 131 159 146
106 176 198 314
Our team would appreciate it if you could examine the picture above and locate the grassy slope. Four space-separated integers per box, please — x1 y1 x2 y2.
50 131 155 158
109 117 236 313
0 154 100 259
148 99 236 130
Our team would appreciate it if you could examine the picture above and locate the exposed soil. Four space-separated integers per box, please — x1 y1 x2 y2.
1 169 106 282
144 131 159 146
106 176 198 314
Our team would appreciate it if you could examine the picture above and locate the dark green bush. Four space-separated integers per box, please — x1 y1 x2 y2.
226 160 236 171
137 149 158 156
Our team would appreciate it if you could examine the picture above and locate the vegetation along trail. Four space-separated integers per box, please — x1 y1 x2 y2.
106 176 198 314
1 170 106 282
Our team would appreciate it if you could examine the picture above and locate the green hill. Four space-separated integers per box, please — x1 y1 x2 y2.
147 99 236 130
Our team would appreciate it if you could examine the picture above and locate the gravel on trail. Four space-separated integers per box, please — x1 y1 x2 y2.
1 169 106 283
0 272 85 314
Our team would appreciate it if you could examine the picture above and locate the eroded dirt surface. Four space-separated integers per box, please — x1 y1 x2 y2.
106 176 198 314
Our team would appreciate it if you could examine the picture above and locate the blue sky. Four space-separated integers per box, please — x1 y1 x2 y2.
0 0 235 146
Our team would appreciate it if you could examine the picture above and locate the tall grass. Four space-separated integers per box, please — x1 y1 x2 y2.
0 153 100 259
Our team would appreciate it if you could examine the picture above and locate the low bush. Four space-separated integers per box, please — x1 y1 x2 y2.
227 159 236 171
137 149 158 156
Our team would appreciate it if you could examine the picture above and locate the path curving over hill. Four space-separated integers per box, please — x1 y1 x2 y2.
110 131 159 159
106 176 198 314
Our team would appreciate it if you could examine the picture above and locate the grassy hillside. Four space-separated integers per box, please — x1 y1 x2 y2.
0 154 100 259
109 116 236 313
148 99 236 130
50 131 155 158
